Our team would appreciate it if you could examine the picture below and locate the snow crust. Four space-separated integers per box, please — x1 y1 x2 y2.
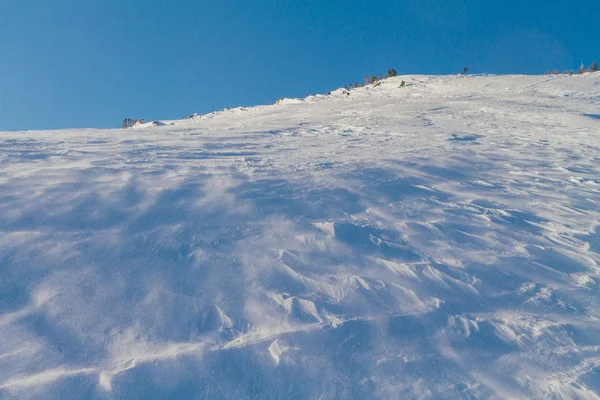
1 74 600 399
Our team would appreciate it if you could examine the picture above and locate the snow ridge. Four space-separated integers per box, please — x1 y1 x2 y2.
1 74 599 399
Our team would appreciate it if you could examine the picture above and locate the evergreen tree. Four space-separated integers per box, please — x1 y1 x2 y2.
591 61 599 72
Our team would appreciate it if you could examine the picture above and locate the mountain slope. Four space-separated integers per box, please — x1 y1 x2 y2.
1 74 600 399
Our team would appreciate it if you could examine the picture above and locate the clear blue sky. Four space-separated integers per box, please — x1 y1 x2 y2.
1 0 598 131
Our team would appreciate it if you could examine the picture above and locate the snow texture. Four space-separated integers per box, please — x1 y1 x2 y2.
1 74 600 399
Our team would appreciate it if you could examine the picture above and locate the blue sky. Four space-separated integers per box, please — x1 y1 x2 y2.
1 0 598 131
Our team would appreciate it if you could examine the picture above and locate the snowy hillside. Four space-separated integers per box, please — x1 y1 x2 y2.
1 74 600 399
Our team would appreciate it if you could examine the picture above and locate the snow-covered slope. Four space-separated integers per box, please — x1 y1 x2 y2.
1 74 600 399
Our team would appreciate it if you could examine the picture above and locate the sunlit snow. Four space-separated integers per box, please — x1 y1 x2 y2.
1 74 599 399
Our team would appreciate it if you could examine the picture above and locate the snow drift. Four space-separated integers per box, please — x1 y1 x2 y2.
1 74 600 399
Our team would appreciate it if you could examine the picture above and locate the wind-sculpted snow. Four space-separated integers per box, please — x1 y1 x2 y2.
1 74 600 399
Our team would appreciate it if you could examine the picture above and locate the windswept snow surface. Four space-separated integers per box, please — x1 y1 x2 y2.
1 74 600 399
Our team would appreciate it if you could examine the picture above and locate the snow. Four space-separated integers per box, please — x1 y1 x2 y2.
1 74 599 399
